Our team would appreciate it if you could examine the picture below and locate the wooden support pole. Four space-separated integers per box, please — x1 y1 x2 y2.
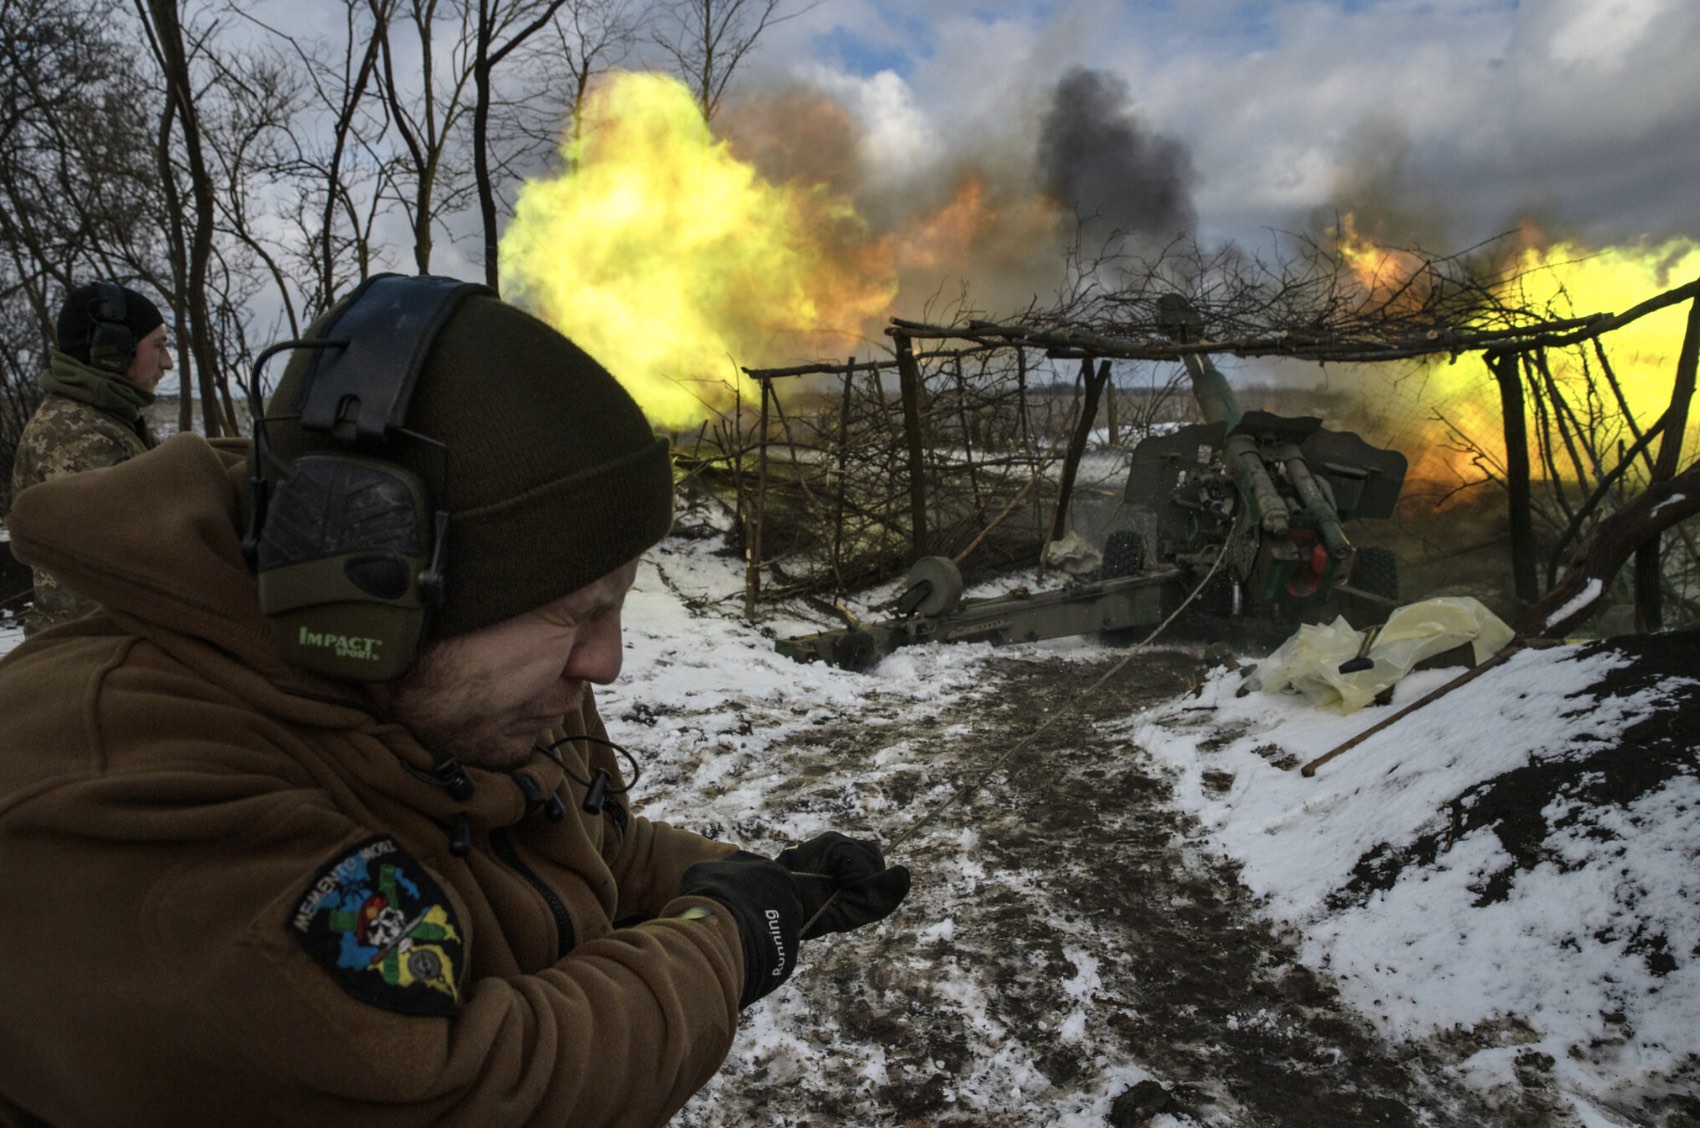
1049 357 1110 545
1300 640 1562 777
1489 351 1539 607
1633 294 1700 630
1517 461 1700 638
744 378 771 619
894 332 930 557
831 357 854 593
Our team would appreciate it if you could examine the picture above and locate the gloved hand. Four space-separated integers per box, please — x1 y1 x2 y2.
775 831 911 940
679 851 803 1008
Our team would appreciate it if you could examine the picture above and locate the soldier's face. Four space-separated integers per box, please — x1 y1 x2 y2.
125 326 172 392
365 558 638 770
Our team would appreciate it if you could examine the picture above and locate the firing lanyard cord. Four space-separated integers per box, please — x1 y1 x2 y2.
802 540 1233 936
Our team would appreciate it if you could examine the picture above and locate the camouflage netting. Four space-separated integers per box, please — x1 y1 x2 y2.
709 250 1700 632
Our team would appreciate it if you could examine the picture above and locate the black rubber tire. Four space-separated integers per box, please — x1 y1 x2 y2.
1197 570 1241 619
1102 529 1145 579
1353 546 1399 602
831 631 880 672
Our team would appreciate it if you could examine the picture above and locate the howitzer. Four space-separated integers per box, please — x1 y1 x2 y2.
776 556 1190 672
778 297 1408 671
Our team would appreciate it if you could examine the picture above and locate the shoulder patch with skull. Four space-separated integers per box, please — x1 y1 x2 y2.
289 835 464 1016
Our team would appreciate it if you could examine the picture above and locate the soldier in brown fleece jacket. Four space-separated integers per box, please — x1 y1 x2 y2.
0 275 909 1126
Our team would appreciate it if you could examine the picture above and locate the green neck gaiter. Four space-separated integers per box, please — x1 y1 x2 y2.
40 348 156 423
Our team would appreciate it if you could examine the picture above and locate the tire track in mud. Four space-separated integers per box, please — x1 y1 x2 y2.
679 644 1572 1127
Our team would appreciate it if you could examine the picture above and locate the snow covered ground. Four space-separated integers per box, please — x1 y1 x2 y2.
2 517 1695 1126
608 526 1700 1126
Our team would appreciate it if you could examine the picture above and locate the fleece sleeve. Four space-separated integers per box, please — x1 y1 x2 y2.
0 773 749 1128
567 687 740 922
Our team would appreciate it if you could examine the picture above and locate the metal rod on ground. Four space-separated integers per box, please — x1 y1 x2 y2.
1299 637 1561 778
951 460 1051 567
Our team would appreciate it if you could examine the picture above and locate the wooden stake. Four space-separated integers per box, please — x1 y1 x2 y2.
1299 639 1562 777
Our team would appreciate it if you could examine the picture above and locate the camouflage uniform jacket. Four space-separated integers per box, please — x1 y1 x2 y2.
8 349 156 634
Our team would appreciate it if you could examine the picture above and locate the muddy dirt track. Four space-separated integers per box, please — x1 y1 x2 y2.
664 645 1607 1127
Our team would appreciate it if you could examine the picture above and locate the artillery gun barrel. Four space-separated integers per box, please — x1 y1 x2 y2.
1225 434 1290 536
775 560 1186 671
1277 444 1352 560
1181 354 1242 431
1158 293 1242 430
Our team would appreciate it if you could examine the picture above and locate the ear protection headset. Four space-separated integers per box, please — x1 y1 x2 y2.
243 273 492 682
86 282 136 374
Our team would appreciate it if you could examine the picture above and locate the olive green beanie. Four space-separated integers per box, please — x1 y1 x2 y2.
265 286 673 639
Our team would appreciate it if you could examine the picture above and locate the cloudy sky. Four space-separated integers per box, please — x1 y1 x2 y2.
224 0 1700 406
735 0 1700 257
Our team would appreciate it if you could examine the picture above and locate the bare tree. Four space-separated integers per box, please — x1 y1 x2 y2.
0 0 166 487
236 0 409 330
468 0 579 290
374 0 481 274
0 0 165 289
191 31 307 422
1 0 674 457
647 0 804 121
130 0 339 435
196 42 310 342
534 0 641 156
382 0 649 289
136 0 236 435
469 0 644 290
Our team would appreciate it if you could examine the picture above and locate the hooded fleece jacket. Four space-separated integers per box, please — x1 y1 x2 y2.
0 434 748 1127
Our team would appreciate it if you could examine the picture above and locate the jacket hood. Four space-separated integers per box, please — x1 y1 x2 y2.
7 433 365 724
4 433 612 833
41 346 155 422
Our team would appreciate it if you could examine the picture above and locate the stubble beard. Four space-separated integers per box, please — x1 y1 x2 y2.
378 644 535 771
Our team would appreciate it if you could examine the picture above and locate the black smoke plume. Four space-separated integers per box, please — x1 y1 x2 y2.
1038 67 1197 248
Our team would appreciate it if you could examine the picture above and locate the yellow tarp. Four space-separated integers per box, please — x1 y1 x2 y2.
1251 597 1516 714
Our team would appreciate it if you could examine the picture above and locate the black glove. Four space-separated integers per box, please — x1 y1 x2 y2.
679 851 803 1008
775 832 911 941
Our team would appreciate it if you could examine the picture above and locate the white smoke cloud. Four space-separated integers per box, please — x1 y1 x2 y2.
751 0 1700 251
